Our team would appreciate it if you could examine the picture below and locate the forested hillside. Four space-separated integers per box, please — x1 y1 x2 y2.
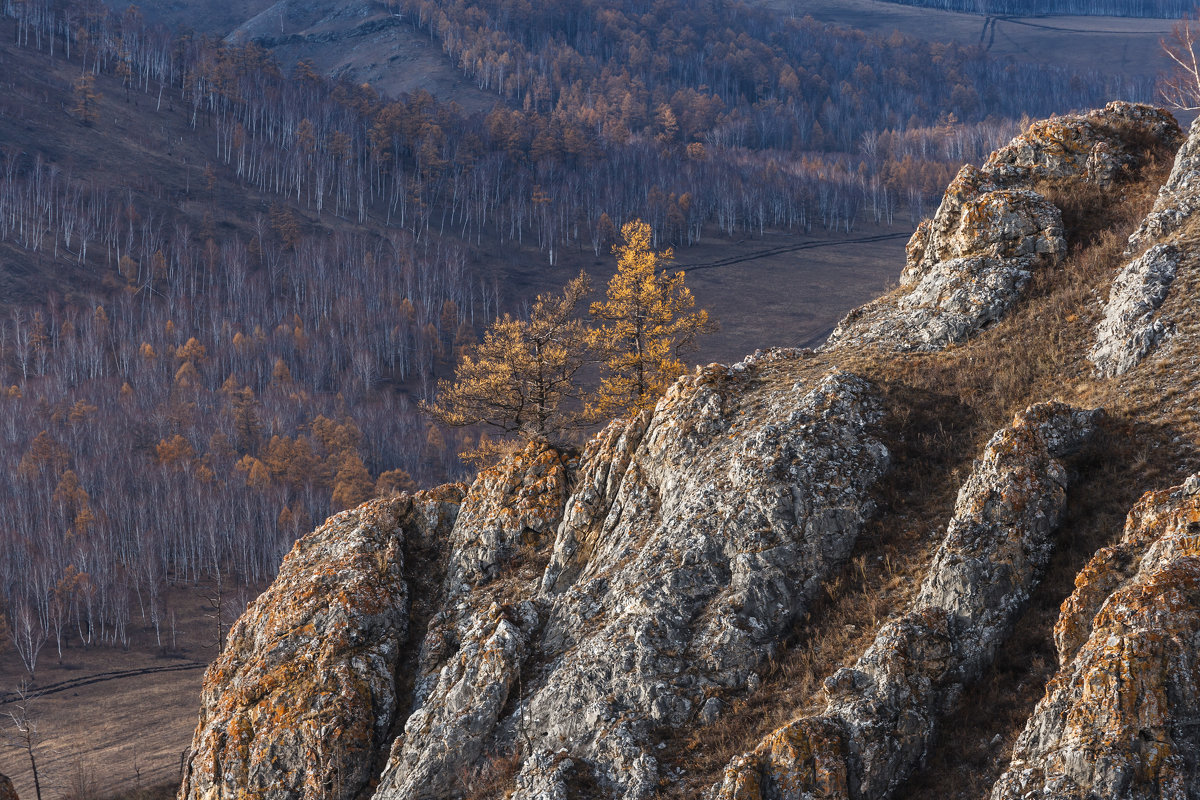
0 0 1164 697
875 0 1190 17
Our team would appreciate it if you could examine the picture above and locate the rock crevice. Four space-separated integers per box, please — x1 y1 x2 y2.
991 477 1200 800
178 490 461 800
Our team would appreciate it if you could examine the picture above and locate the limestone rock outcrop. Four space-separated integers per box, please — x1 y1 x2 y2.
373 442 569 800
1088 114 1200 377
176 102 1200 800
368 355 891 800
991 476 1200 800
827 166 1064 352
713 402 1098 800
510 362 890 800
1088 243 1181 378
828 102 1178 353
1129 114 1200 254
982 102 1180 190
178 489 461 800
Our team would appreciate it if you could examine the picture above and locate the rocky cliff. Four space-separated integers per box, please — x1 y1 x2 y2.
180 103 1200 800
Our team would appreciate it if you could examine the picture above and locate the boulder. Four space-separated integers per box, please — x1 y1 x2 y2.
179 489 461 800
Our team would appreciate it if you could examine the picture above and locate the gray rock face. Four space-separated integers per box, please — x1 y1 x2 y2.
179 491 462 800
713 402 1098 800
508 361 890 799
373 443 569 800
0 773 17 800
826 167 1065 352
982 102 1181 190
378 600 534 800
1086 113 1200 377
1089 243 1181 378
363 356 890 800
1128 114 1200 254
513 750 575 800
991 477 1200 800
829 102 1180 354
441 443 571 596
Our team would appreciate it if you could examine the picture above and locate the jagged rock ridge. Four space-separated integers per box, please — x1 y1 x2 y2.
992 475 1200 800
713 402 1098 800
1090 113 1200 377
375 443 570 800
503 365 888 800
179 102 1200 800
828 102 1180 353
179 490 461 800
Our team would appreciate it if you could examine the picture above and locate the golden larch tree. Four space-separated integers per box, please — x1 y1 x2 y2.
589 220 714 417
424 272 592 448
73 72 100 125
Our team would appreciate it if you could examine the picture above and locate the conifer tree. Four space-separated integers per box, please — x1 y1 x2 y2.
588 220 714 417
424 272 591 446
72 73 100 126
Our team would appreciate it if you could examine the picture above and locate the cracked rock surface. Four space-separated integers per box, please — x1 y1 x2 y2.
178 490 462 800
1089 243 1181 378
713 402 1098 800
373 442 569 800
1088 113 1200 377
828 103 1178 353
512 361 890 799
991 476 1200 800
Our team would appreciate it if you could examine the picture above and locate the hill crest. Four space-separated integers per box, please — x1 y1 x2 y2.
175 101 1200 800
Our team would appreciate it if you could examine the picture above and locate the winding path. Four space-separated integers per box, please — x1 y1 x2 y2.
676 231 910 273
0 661 206 704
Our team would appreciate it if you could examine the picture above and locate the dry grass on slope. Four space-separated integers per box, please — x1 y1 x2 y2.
656 152 1199 799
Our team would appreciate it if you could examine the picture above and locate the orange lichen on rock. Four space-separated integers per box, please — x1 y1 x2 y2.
373 440 572 800
178 490 461 800
983 101 1181 189
993 475 1200 800
827 103 1177 354
443 439 572 592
